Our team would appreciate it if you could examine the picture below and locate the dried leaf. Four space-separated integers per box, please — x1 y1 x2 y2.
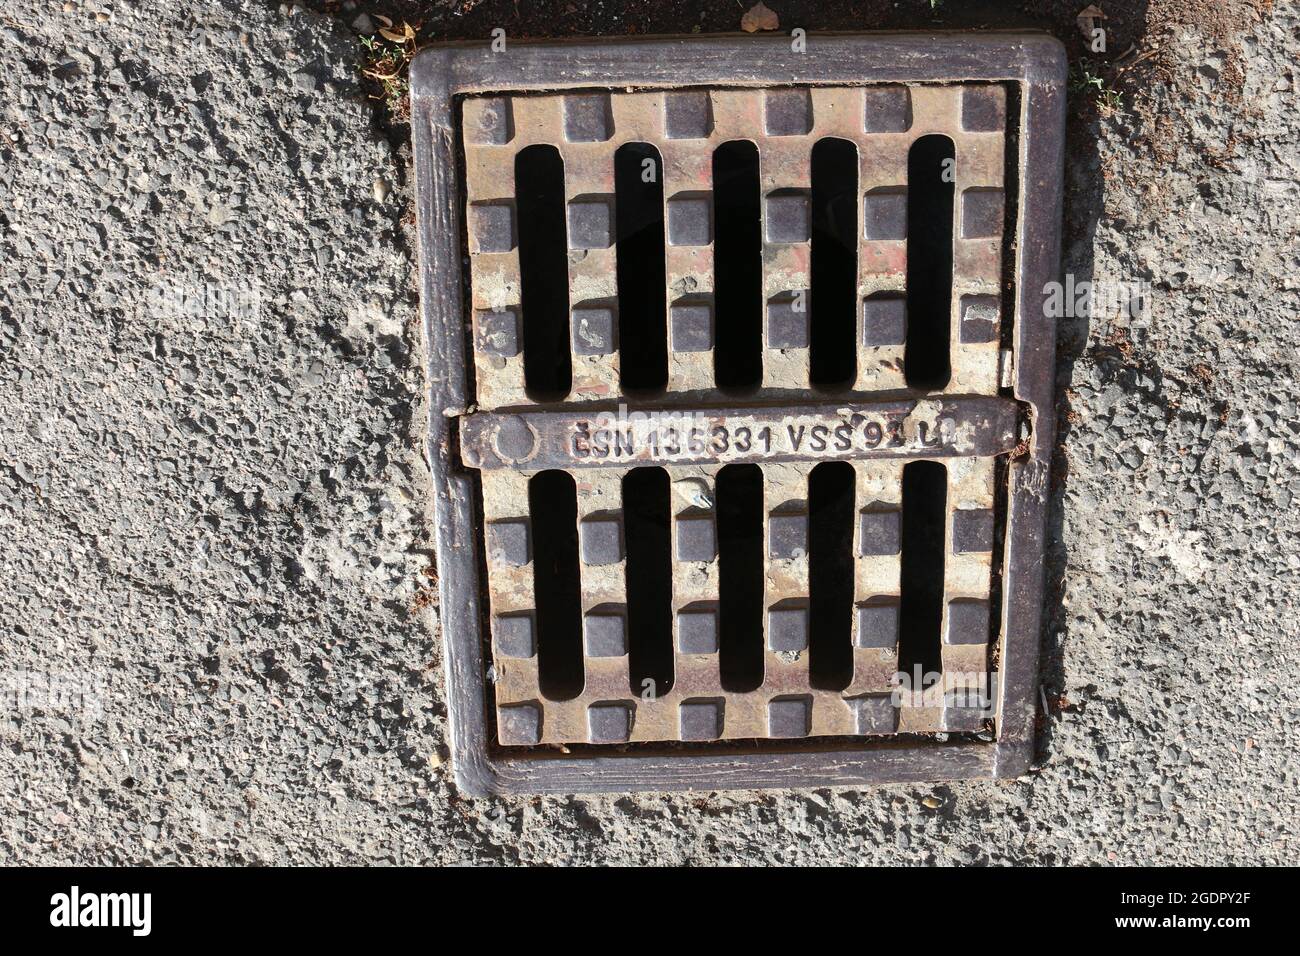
379 27 406 43
374 13 394 28
740 1 779 33
363 64 403 81
1076 4 1106 39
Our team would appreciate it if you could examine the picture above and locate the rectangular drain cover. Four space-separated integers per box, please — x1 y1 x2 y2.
413 34 1065 795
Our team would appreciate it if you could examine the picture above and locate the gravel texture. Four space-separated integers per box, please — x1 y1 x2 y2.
1 0 1296 864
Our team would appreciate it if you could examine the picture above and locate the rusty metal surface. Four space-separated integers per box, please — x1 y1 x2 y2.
468 80 1004 746
482 455 996 745
463 84 1006 405
411 33 1065 795
460 396 1020 470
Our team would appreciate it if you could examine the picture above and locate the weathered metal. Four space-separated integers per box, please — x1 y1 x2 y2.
412 33 1065 795
460 396 1021 471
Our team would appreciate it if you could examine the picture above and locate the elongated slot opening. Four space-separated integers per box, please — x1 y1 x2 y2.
717 463 764 692
624 467 674 696
808 461 855 690
615 143 668 391
516 144 572 399
998 82 1022 357
810 137 859 387
712 140 762 390
531 470 583 700
904 134 955 389
898 460 946 682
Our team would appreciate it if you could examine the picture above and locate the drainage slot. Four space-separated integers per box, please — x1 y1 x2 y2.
712 140 762 390
810 137 859 387
530 469 583 700
985 453 1010 674
716 463 764 692
808 461 855 690
516 144 572 399
898 460 946 682
615 143 668 391
998 82 1022 357
904 134 955 390
623 467 674 697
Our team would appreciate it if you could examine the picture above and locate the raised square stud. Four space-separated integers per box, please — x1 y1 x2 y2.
470 203 515 253
494 613 536 658
961 188 1004 239
952 508 995 553
862 295 906 347
764 88 812 135
564 93 612 142
488 520 530 566
664 91 713 139
863 189 907 240
677 607 719 654
768 512 808 559
475 308 520 357
852 694 898 735
568 199 613 249
667 195 712 246
580 518 623 565
676 515 717 562
464 96 513 145
943 687 989 732
498 703 541 746
961 86 1005 132
670 301 713 352
768 697 811 738
585 612 627 657
767 295 810 349
572 305 617 356
856 601 899 649
768 605 809 653
679 700 723 741
946 599 990 646
959 294 1000 344
587 702 633 743
863 85 911 133
859 510 901 556
766 191 811 243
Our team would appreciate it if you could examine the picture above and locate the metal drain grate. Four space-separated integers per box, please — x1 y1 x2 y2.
413 34 1065 795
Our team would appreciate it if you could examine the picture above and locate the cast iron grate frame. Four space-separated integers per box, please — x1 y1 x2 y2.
413 33 1065 796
